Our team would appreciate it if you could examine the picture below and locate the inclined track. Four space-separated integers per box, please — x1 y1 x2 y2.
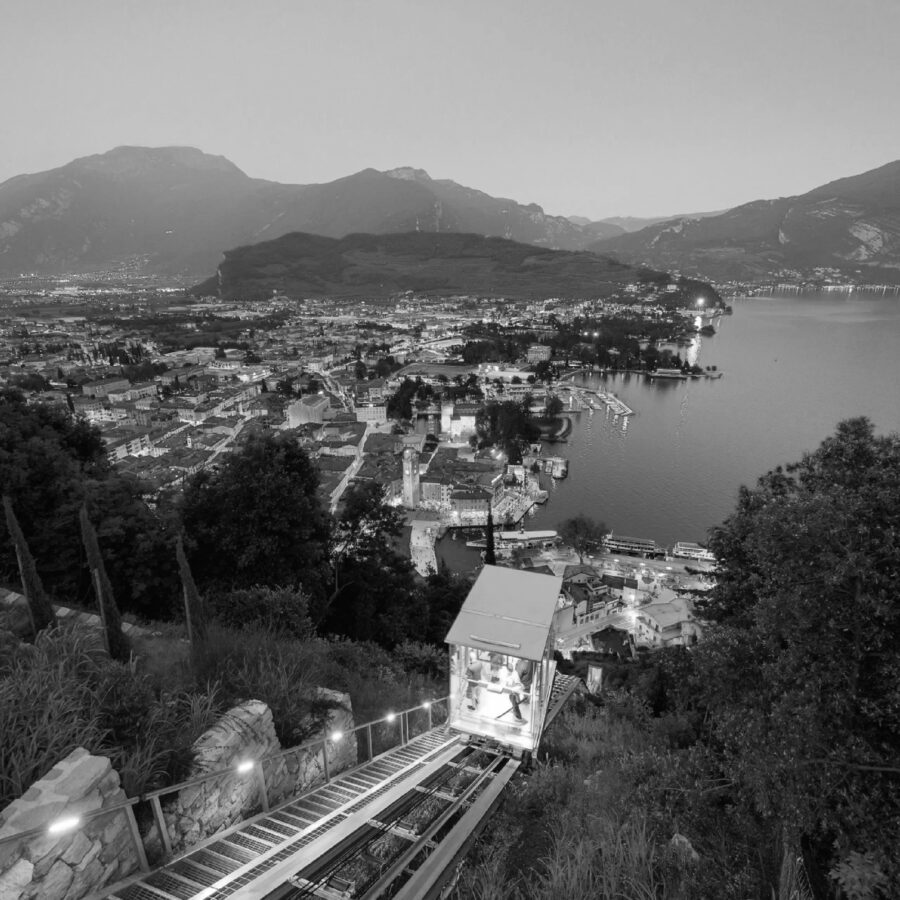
102 674 582 900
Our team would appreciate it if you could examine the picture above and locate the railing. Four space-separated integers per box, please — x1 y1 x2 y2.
0 696 449 871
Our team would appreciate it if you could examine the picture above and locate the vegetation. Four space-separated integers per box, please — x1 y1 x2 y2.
79 505 130 662
558 513 607 564
461 418 900 899
180 431 331 599
3 495 56 635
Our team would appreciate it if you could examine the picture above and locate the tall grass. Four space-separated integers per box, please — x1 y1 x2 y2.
0 623 223 811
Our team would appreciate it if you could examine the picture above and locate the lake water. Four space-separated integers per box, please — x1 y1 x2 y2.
511 291 900 550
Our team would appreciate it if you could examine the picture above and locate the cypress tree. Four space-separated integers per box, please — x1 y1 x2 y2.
3 495 56 634
484 508 497 566
176 533 208 663
79 505 130 661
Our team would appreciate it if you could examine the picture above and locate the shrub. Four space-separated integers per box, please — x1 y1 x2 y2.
210 585 314 639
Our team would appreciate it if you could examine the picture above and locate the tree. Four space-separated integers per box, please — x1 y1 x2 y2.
696 418 900 891
559 514 607 564
3 495 56 635
322 481 421 645
180 433 331 598
176 533 207 667
484 509 497 566
544 394 564 420
79 505 130 662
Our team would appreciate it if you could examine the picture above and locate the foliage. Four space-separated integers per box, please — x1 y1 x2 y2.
181 432 331 598
323 481 422 644
558 513 607 563
3 494 56 635
475 400 540 463
485 509 497 566
0 389 177 618
79 505 130 662
176 533 207 672
209 585 313 639
696 417 900 891
0 623 222 809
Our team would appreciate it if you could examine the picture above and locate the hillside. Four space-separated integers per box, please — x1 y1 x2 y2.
0 147 612 277
591 159 900 282
191 231 653 300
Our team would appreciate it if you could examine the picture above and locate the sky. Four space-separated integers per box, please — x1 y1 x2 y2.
2 0 899 219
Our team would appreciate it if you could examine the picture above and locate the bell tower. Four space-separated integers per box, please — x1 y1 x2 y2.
402 447 420 509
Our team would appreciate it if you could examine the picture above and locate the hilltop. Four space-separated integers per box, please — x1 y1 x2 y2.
190 231 657 300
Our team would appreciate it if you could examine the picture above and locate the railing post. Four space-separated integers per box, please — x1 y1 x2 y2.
366 724 373 761
255 765 270 813
427 704 433 730
148 795 172 858
124 804 150 872
322 740 330 783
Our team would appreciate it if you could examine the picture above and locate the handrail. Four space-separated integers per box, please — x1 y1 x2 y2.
0 695 449 852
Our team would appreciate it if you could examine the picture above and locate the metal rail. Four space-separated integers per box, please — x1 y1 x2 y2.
269 746 517 900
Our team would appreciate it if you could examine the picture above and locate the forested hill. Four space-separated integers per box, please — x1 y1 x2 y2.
191 231 659 300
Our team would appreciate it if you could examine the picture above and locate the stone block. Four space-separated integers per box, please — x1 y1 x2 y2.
74 839 102 872
0 858 33 900
37 860 73 900
60 832 91 867
66 857 102 899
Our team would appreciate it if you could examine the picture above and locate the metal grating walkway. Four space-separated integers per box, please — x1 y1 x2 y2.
103 728 456 900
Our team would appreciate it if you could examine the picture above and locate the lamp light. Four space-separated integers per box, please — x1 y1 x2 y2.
48 815 80 836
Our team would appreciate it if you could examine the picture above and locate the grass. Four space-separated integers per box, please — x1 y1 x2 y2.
452 702 766 900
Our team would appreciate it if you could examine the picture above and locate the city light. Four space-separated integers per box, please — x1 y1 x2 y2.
330 730 343 742
421 701 431 709
386 712 396 723
236 760 255 774
48 815 81 836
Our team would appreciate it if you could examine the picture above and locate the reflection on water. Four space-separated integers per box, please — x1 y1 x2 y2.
524 294 900 549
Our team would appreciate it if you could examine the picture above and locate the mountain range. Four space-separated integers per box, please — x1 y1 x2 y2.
2 146 898 283
591 160 900 282
191 231 651 301
0 147 619 277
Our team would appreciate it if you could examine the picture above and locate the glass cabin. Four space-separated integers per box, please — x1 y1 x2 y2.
445 565 562 754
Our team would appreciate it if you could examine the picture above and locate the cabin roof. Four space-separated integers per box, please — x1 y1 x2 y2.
445 565 562 660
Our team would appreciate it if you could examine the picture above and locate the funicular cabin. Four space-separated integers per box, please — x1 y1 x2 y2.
445 565 562 755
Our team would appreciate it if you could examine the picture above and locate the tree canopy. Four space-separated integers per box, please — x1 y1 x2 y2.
559 513 607 563
696 418 900 890
180 432 331 598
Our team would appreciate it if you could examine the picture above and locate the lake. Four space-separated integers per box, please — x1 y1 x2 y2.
512 291 900 549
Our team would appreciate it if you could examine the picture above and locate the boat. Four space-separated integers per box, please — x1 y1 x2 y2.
671 541 717 564
603 533 664 558
649 368 687 380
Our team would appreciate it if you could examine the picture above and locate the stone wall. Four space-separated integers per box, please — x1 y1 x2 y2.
0 748 139 900
147 690 357 859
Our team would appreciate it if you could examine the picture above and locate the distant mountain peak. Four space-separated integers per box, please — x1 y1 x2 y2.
71 145 247 177
383 167 432 182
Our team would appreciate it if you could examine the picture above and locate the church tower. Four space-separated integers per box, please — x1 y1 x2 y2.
402 447 420 509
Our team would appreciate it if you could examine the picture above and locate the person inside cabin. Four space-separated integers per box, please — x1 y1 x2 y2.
465 650 484 711
507 658 534 723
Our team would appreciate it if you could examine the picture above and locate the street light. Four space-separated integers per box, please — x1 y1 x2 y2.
330 730 344 742
235 760 255 774
386 712 396 723
48 815 80 836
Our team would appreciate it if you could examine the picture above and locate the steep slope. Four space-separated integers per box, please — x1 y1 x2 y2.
192 231 651 300
590 160 900 282
0 147 607 277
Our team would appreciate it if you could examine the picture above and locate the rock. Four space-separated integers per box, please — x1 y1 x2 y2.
0 858 33 900
668 833 699 865
35 860 72 900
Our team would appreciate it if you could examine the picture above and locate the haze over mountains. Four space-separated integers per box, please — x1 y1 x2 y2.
0 146 618 277
591 160 900 282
